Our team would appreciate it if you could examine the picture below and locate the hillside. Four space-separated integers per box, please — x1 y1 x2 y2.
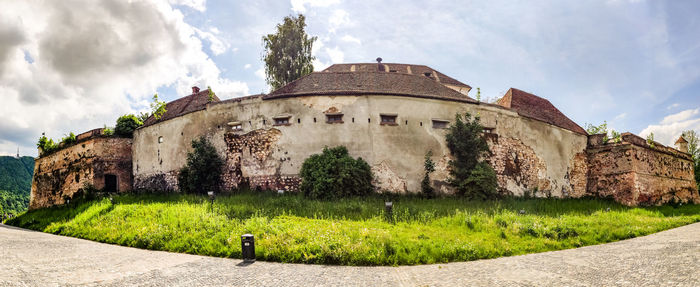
0 156 35 215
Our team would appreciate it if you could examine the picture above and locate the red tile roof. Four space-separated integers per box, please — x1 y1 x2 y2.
142 88 220 127
497 88 587 135
323 63 472 90
265 71 477 103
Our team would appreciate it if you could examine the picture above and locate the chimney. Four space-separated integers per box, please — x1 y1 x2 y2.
376 57 383 71
192 86 200 94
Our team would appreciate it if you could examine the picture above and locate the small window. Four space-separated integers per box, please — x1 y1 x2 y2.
158 136 164 143
274 117 291 126
314 117 317 123
326 114 343 123
297 118 301 124
424 72 432 77
352 117 355 123
389 69 397 73
420 121 423 126
263 119 266 125
380 114 398 125
432 119 449 129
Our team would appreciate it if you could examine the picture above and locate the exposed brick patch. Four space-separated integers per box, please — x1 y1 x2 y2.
567 152 588 197
133 171 178 192
486 136 550 196
222 128 287 191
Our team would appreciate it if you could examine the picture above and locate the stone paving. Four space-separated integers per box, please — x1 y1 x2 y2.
1 222 698 286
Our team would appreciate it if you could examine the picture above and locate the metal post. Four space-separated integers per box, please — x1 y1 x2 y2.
385 201 393 222
207 191 215 212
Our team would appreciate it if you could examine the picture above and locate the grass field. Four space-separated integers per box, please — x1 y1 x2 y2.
7 191 700 266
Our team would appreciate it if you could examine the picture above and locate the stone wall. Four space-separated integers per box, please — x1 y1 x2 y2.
132 94 588 197
586 133 699 206
30 134 132 210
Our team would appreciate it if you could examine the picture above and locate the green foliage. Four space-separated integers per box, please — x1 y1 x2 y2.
115 114 143 137
646 132 656 148
610 130 622 144
445 113 499 198
103 126 114 136
299 146 373 199
681 130 700 191
8 192 700 266
207 86 216 102
60 132 77 145
37 134 58 154
421 151 436 198
585 121 609 142
262 14 317 90
137 112 150 124
0 156 34 215
177 136 224 194
475 87 481 102
150 93 167 121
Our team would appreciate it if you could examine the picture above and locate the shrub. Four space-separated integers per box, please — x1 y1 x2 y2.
150 93 167 121
60 132 77 145
421 151 436 198
37 134 58 155
115 114 143 137
103 126 114 136
299 146 373 199
177 136 224 194
445 112 499 199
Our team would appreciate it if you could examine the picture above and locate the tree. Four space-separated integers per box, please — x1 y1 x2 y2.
299 146 373 199
262 14 317 90
445 112 499 199
115 114 143 137
177 137 224 194
150 93 167 121
421 151 436 198
681 130 700 191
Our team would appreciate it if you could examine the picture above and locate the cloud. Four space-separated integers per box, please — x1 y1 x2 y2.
194 27 230 55
639 108 700 145
340 35 361 45
0 0 247 156
255 68 266 80
328 9 350 33
325 46 345 63
290 0 340 13
244 64 251 69
614 112 627 121
167 0 207 12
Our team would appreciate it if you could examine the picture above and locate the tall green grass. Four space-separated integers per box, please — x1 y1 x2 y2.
7 191 700 266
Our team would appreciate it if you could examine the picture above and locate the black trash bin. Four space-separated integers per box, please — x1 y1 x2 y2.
241 234 255 262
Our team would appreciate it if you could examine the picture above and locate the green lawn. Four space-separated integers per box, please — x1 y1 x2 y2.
6 191 700 266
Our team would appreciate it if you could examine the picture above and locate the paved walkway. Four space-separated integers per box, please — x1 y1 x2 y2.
1 223 699 286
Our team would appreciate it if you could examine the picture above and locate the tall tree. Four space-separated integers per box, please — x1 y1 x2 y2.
681 130 700 191
262 14 317 90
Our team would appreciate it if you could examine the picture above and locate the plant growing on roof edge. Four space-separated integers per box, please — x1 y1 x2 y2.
299 146 373 199
178 136 224 194
585 121 609 143
262 14 317 91
646 132 655 148
115 114 143 137
207 86 216 102
445 112 499 199
60 132 77 145
421 150 436 198
150 93 167 121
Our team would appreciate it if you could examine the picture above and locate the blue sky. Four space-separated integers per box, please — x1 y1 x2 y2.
1 0 699 156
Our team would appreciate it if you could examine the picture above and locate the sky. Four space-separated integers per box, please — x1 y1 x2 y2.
1 0 699 157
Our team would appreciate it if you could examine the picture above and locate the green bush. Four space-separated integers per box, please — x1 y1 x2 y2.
60 132 76 145
299 146 373 199
177 136 224 194
421 151 436 198
37 134 58 155
445 113 499 199
115 114 143 137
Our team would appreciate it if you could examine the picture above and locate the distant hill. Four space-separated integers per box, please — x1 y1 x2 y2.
0 156 35 215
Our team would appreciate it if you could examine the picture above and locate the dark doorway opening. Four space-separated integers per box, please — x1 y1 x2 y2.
104 174 117 193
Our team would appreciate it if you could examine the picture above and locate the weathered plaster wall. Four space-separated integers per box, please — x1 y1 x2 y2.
30 136 132 210
587 134 699 206
133 94 588 197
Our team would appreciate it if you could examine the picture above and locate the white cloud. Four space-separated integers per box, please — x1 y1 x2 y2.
328 9 350 33
167 0 206 12
660 108 699 124
640 109 700 146
667 103 681 110
290 0 340 13
244 64 251 69
255 68 266 80
325 46 345 64
340 35 361 45
193 27 229 55
0 0 247 156
613 112 627 121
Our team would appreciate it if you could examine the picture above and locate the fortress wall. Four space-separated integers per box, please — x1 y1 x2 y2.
30 137 132 210
587 134 699 206
133 95 588 197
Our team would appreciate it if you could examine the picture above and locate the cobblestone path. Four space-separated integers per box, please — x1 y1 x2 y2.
1 222 698 286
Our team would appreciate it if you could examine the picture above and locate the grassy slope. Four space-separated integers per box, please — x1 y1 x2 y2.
8 192 700 266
